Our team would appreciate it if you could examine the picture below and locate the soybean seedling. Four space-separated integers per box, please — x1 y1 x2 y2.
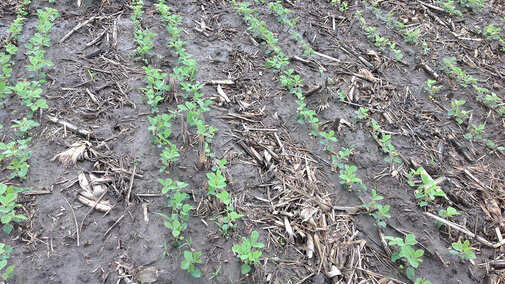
156 178 192 245
463 124 504 152
442 57 477 87
148 114 174 146
475 24 502 40
214 190 244 236
11 118 39 136
0 138 32 181
404 28 420 43
232 230 264 275
458 0 485 11
133 29 157 62
464 124 485 141
181 250 202 278
362 189 383 211
0 243 14 280
448 100 472 124
422 80 442 95
412 168 446 207
414 278 432 284
450 240 476 261
158 178 187 196
435 207 460 228
372 204 391 227
441 0 463 17
362 189 391 227
331 145 354 170
329 0 349 11
355 107 369 120
211 159 227 172
0 184 28 234
160 143 180 171
385 234 424 280
11 81 48 116
157 211 189 245
207 169 227 196
319 130 337 151
339 165 366 191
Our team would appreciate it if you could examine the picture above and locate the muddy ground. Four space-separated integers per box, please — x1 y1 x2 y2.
1 0 505 283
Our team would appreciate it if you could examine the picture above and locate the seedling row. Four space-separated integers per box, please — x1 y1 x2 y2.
1 0 505 282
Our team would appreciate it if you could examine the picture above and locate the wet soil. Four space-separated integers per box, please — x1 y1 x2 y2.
1 0 505 283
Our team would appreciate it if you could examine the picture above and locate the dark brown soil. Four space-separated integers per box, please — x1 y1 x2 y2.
1 0 505 283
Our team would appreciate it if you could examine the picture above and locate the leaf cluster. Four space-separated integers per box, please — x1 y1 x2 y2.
0 184 28 234
357 12 404 61
385 234 424 280
232 231 264 275
370 119 402 164
0 138 32 181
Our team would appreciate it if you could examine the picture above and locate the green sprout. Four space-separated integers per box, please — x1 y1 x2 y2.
450 240 476 261
339 165 365 191
434 207 460 228
0 243 14 280
412 168 446 207
414 278 432 284
11 118 39 136
362 189 391 227
331 145 354 170
319 130 337 151
0 184 28 234
355 107 369 120
232 231 264 275
422 80 442 95
448 99 472 124
385 234 424 280
181 250 202 278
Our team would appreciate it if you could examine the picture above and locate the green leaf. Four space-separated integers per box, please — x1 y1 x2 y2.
2 224 13 234
1 215 13 224
465 251 476 260
0 193 17 206
252 250 262 259
216 190 230 205
232 245 242 254
405 234 417 246
250 231 259 243
391 251 400 262
0 185 7 195
252 241 264 248
452 241 462 251
241 263 251 274
190 268 201 278
181 260 189 270
406 267 415 280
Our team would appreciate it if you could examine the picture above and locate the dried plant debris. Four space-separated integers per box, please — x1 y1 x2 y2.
237 128 384 282
77 172 111 212
52 139 140 203
51 141 95 165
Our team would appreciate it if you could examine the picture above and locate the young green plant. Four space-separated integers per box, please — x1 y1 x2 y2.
232 231 264 275
385 234 424 280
